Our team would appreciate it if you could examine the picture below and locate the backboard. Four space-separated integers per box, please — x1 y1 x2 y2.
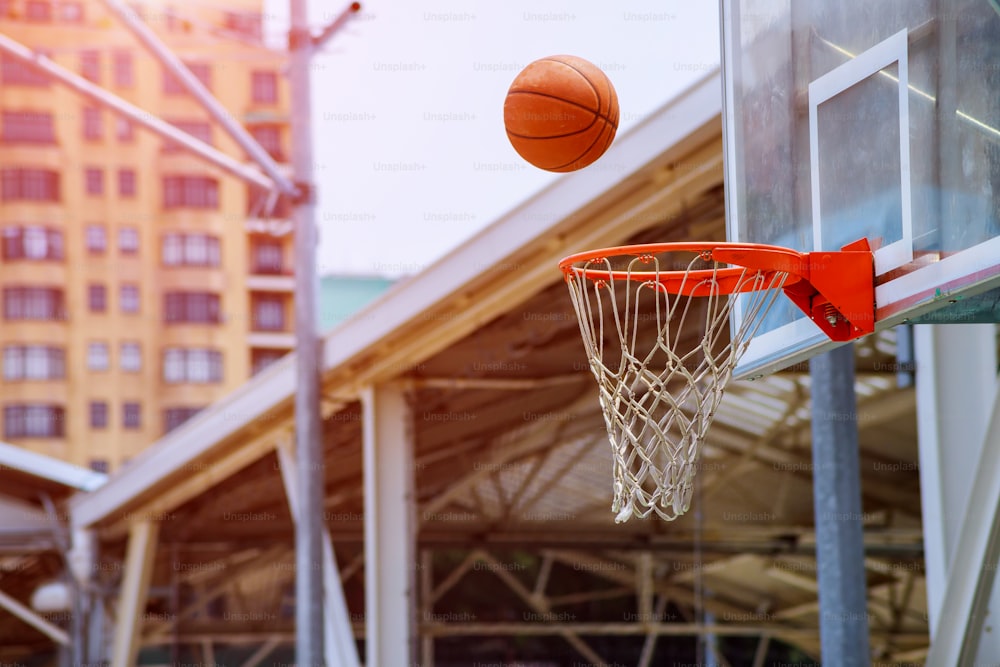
721 0 1000 379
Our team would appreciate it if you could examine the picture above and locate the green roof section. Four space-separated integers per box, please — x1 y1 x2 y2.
319 274 396 332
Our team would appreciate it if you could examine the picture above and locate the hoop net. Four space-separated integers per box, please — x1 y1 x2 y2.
562 246 792 522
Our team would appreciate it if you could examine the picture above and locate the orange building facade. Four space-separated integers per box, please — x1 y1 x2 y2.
0 0 294 471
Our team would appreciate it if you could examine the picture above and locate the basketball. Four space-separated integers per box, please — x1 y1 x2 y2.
503 55 619 173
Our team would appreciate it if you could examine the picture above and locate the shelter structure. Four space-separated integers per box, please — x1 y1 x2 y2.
0 441 106 660
0 72 936 665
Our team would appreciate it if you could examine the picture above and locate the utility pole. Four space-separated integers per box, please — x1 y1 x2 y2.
288 2 361 664
809 343 871 666
288 0 324 660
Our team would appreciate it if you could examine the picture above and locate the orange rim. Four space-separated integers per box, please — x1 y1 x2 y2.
559 242 810 296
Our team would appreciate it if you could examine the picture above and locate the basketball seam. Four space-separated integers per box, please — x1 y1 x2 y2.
543 56 604 116
549 118 616 171
505 90 602 118
505 91 618 139
548 55 620 131
505 118 613 142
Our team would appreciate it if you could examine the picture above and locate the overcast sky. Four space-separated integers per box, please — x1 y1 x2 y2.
263 0 721 277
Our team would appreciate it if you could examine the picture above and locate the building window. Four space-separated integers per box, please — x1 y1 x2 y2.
163 120 212 152
25 1 53 22
163 348 223 384
120 284 139 313
163 175 218 209
164 62 211 95
118 227 139 254
250 239 284 274
223 10 262 40
246 184 292 219
250 70 278 104
247 124 283 161
2 226 63 261
116 117 134 142
82 107 102 140
118 169 136 197
161 234 181 265
84 168 103 195
1 52 52 86
112 50 132 87
251 348 285 376
164 292 221 324
88 284 106 313
89 459 109 473
162 348 183 383
162 233 221 267
89 401 108 429
252 294 285 331
87 342 109 371
3 404 65 438
59 1 83 22
1 111 56 144
164 406 203 434
1 168 60 202
85 224 106 254
3 287 65 320
80 49 100 83
120 342 141 372
2 346 65 380
123 402 141 429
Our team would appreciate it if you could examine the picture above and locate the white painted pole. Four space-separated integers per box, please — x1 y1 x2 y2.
109 521 158 667
915 323 999 662
363 384 417 666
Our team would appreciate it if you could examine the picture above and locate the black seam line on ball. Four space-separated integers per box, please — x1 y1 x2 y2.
505 112 616 141
505 89 601 117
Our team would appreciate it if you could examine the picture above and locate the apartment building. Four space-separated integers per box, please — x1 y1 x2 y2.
0 0 295 471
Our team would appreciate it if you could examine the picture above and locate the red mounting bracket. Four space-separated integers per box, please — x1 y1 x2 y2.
782 238 875 341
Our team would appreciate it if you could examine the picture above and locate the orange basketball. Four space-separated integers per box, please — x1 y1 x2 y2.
503 55 619 173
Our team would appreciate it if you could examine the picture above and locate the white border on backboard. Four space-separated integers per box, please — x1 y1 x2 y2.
728 27 923 379
809 29 913 275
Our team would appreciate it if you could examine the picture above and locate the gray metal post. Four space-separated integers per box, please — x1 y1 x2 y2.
288 0 325 663
809 343 871 666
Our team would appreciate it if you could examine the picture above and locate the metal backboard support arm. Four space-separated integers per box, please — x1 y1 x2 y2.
0 33 275 190
97 0 298 196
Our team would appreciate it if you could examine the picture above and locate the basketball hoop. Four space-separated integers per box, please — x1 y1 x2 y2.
559 240 874 522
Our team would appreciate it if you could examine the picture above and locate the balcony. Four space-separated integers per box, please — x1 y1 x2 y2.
246 274 294 292
247 331 295 348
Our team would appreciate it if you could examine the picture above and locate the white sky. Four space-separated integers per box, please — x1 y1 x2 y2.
263 0 720 277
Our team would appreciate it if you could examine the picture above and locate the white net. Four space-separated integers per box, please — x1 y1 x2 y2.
564 249 790 522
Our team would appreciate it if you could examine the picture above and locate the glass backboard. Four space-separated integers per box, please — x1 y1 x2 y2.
721 0 1000 378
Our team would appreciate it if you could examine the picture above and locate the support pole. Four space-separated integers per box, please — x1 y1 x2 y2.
110 521 159 667
277 440 361 667
0 588 70 645
809 343 871 666
67 527 97 664
915 324 999 663
285 0 345 664
362 384 417 666
924 371 1000 665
